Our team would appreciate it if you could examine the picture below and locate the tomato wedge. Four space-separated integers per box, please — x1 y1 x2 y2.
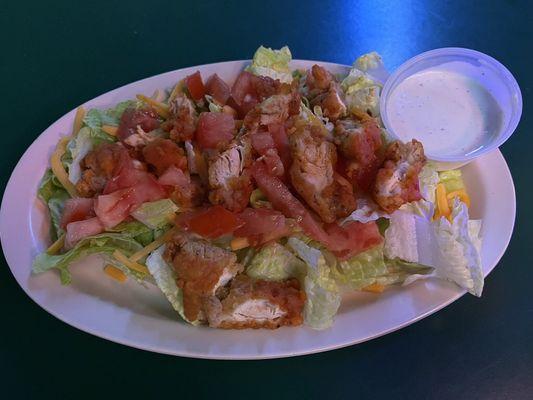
195 112 235 149
185 71 206 102
205 73 230 105
183 205 244 238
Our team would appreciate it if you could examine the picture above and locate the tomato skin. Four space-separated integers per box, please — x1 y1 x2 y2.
183 205 244 238
185 71 206 101
205 74 230 105
268 123 291 171
195 112 235 149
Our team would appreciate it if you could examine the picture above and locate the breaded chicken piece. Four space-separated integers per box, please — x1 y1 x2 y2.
208 138 253 212
243 91 301 134
205 275 305 329
142 138 188 176
306 65 347 122
334 117 383 190
162 92 198 142
76 143 131 197
289 123 356 223
372 139 426 213
165 234 244 322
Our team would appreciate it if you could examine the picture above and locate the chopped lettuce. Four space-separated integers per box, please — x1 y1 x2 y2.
419 162 440 203
287 238 341 330
246 242 305 281
83 101 137 130
107 220 168 246
38 169 69 241
332 245 433 289
249 188 272 209
146 245 198 324
248 46 293 83
130 199 178 229
431 200 484 296
341 66 382 117
439 170 465 193
342 197 389 224
354 51 389 83
32 233 144 284
66 127 94 184
205 94 223 112
384 210 418 262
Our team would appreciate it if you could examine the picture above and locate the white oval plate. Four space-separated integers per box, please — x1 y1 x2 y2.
0 60 516 359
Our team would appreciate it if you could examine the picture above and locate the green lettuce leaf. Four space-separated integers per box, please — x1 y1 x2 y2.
432 200 484 296
83 101 136 130
438 169 465 193
287 237 341 330
38 169 69 241
332 244 433 289
340 65 382 117
130 199 178 229
107 220 168 247
248 46 293 83
145 245 199 324
354 51 389 83
246 242 305 281
32 233 144 284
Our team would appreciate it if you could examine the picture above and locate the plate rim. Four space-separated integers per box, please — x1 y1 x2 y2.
0 60 517 360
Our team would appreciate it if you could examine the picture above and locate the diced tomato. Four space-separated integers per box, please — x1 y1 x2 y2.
60 198 95 229
195 112 235 149
268 123 291 170
103 167 151 194
64 217 104 249
158 165 190 187
185 71 206 102
95 178 166 228
182 205 244 238
250 160 330 244
205 74 230 105
324 221 383 260
234 207 291 246
231 71 260 115
251 130 275 154
117 107 160 142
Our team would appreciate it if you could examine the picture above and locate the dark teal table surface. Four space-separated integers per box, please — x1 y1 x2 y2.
1 1 532 399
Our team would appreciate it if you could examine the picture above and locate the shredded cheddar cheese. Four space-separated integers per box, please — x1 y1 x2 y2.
362 283 386 293
46 233 65 255
129 227 178 263
136 94 169 118
51 137 78 197
435 183 450 220
101 125 118 136
230 237 250 251
104 265 127 282
72 106 85 136
447 190 471 208
113 250 150 275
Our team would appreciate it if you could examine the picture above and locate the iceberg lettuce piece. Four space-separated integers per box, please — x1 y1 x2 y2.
83 100 137 131
38 169 69 241
66 127 93 184
341 66 381 117
354 51 389 83
32 233 144 284
146 245 198 324
432 200 484 296
439 169 465 193
287 238 341 330
248 46 293 83
130 199 178 229
342 197 389 224
332 244 433 290
384 210 418 263
246 242 305 281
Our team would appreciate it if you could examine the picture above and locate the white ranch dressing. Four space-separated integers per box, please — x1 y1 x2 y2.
386 68 503 158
